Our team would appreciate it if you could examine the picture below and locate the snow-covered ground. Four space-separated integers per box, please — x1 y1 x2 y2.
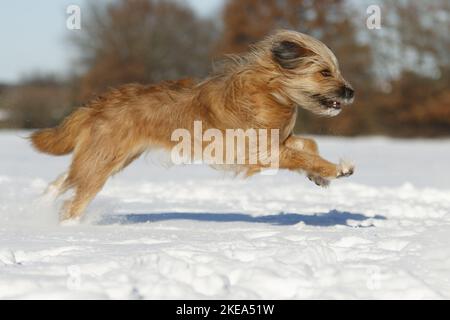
1 131 450 299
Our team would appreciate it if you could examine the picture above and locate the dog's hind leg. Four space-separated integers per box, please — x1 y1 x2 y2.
44 172 68 198
59 142 131 221
60 176 109 221
60 161 117 221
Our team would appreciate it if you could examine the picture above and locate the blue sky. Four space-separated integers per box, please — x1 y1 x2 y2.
0 0 224 83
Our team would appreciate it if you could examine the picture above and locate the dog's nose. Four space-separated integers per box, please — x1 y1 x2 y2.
342 86 354 100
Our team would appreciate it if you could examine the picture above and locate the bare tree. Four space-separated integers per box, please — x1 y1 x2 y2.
71 0 218 100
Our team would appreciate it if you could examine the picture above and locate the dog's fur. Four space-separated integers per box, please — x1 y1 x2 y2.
31 30 355 221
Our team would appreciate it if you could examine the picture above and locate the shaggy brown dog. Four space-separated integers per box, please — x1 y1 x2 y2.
31 30 355 221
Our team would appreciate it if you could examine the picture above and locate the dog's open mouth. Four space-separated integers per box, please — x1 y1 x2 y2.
323 99 342 110
310 94 350 111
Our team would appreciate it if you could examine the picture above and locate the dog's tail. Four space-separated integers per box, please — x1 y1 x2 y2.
30 108 91 156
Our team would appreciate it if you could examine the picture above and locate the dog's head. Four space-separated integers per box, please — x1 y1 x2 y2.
261 30 354 116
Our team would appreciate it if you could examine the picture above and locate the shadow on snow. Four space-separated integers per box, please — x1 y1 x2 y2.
99 209 386 227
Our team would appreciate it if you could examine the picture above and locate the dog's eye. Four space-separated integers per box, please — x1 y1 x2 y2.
320 70 332 77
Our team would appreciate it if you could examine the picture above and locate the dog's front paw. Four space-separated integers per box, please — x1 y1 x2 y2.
336 159 355 178
308 174 330 187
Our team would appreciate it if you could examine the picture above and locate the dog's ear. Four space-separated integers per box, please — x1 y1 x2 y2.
272 40 313 69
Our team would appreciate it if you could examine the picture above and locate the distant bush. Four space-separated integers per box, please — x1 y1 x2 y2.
0 75 72 129
1 0 449 137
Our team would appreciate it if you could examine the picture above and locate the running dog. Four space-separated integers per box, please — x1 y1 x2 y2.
31 30 355 221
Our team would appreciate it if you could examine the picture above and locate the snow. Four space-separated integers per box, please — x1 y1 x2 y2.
1 131 450 299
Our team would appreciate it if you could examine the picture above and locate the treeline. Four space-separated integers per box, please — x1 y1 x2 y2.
0 0 449 137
